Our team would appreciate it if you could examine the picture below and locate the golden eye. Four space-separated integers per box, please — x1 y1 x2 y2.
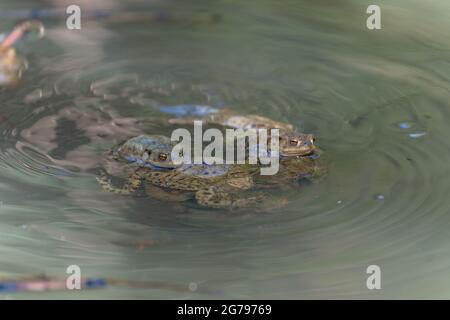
289 139 298 146
158 153 168 161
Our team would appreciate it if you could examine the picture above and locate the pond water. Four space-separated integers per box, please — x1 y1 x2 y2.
1 0 450 299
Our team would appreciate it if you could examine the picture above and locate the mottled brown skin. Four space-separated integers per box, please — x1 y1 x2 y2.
142 164 260 208
254 154 327 189
205 112 295 132
97 163 267 209
96 135 269 209
95 98 325 208
168 109 316 157
277 133 315 157
111 134 181 169
98 156 324 210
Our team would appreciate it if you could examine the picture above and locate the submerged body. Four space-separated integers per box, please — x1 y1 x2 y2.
98 134 324 209
99 134 258 208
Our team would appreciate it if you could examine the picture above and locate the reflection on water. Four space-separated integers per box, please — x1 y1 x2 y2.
1 0 450 298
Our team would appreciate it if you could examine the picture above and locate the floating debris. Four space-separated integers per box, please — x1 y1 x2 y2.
374 194 385 201
0 48 26 86
0 275 221 295
0 20 44 53
188 282 198 292
0 20 44 86
398 122 412 129
408 132 427 139
0 276 105 294
159 104 219 117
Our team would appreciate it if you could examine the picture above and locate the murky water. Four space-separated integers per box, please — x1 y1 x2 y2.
1 0 450 299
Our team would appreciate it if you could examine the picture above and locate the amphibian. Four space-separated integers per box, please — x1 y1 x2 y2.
167 108 316 157
97 134 271 209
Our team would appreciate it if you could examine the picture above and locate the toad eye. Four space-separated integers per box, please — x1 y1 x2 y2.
158 153 168 161
289 139 299 146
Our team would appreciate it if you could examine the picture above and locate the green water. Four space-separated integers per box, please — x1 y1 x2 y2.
1 0 450 299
